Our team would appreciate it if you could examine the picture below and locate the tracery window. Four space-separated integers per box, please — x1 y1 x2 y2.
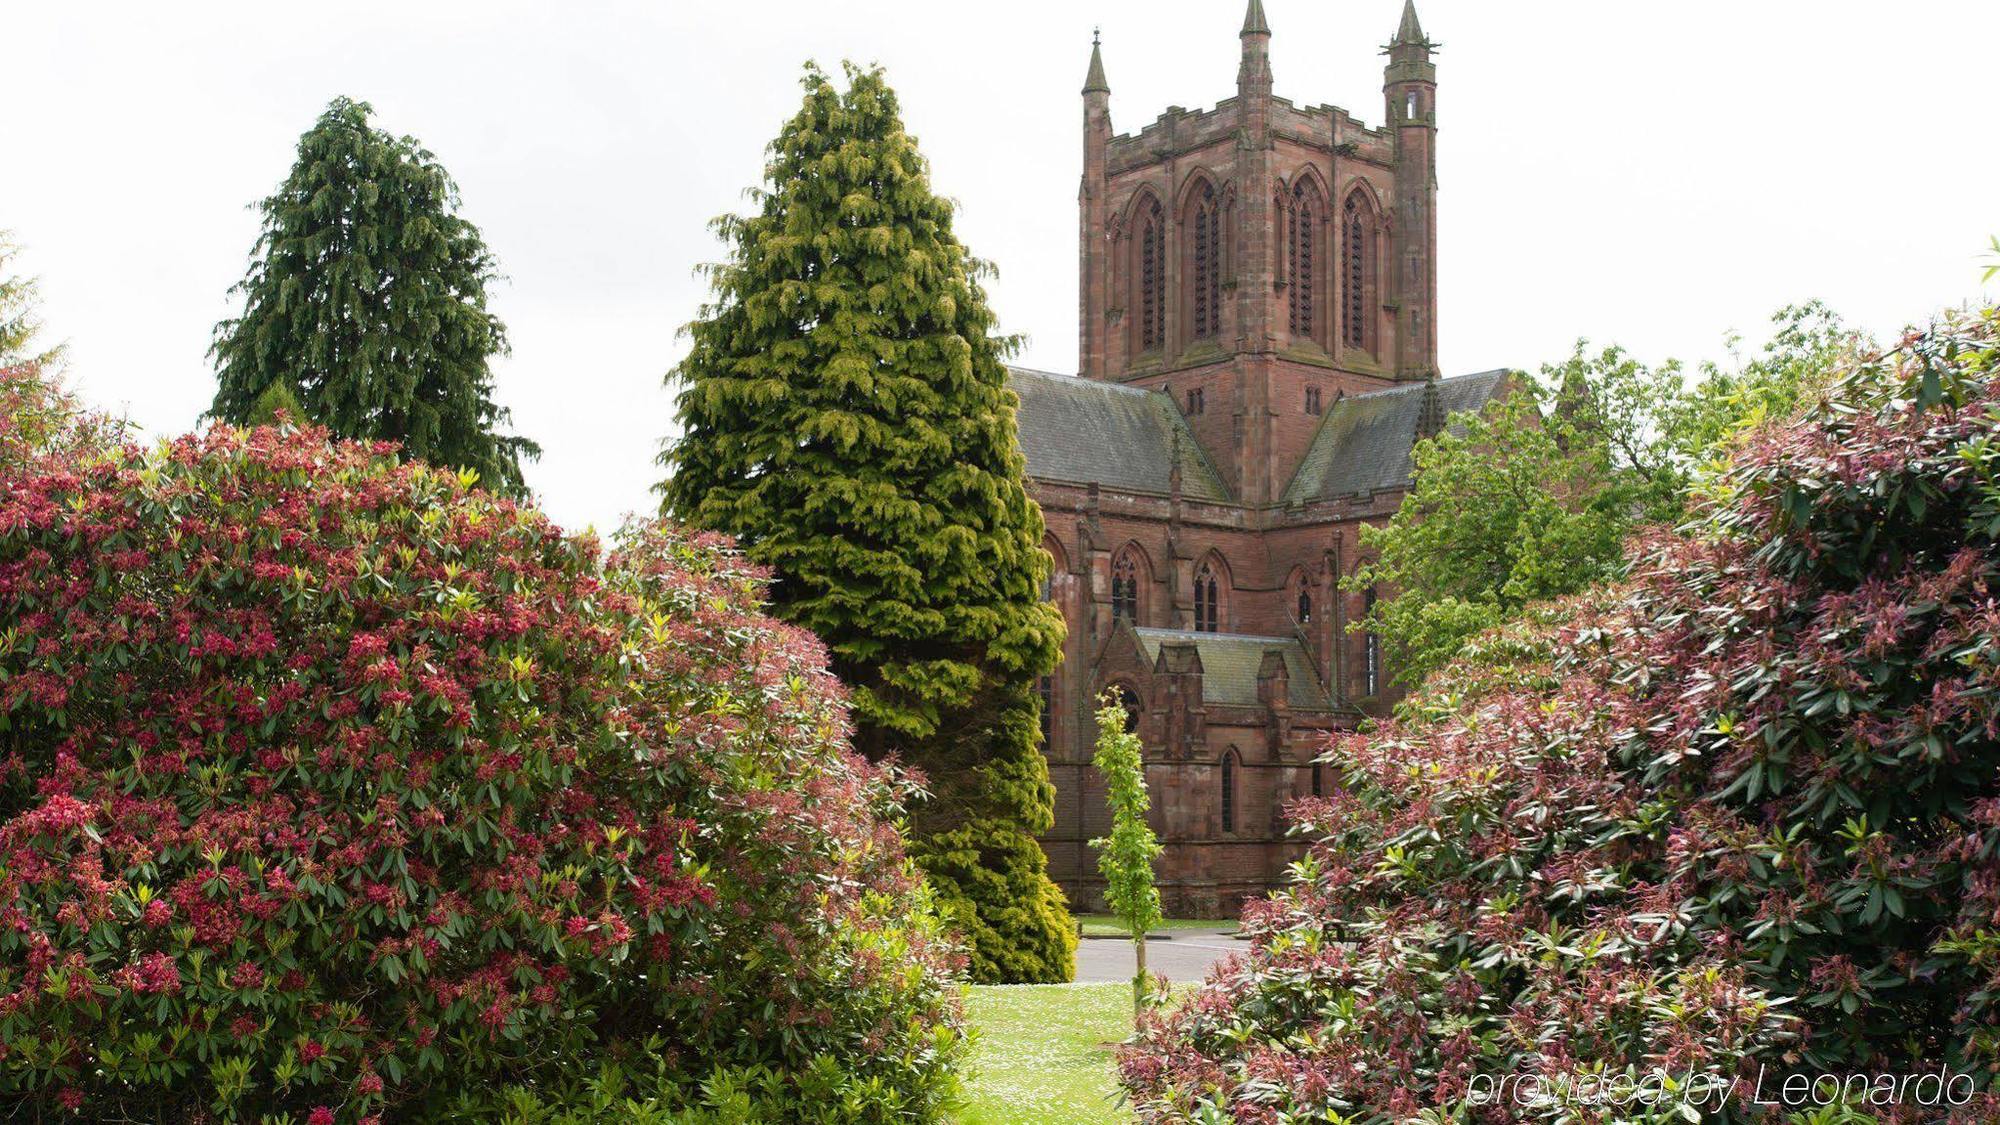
1288 182 1319 341
1220 750 1239 833
1190 182 1221 340
1363 586 1382 696
1111 552 1140 623
1193 561 1221 634
1344 195 1370 352
1114 683 1142 733
1137 197 1165 352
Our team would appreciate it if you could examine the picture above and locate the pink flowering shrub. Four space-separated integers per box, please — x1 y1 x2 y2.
0 421 966 1122
1119 308 2000 1123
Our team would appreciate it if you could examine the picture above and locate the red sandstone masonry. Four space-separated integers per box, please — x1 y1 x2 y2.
1042 2 1442 918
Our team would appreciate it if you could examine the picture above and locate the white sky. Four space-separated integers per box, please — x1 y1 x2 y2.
6 0 1996 533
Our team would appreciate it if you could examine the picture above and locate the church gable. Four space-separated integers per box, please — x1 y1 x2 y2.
1008 366 1230 501
1133 628 1334 712
1280 368 1508 504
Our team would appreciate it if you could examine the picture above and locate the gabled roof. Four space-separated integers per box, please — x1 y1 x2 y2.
1008 367 1230 502
1132 627 1333 711
1281 370 1509 504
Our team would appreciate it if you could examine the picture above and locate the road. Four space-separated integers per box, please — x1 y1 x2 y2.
1073 927 1244 986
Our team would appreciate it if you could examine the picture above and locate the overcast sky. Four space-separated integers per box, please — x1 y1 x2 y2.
6 1 1995 533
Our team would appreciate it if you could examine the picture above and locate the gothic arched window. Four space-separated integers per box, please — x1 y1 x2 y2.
1193 560 1221 633
1136 197 1165 352
1111 551 1141 623
1362 586 1382 696
1220 749 1239 834
1297 588 1312 625
1189 182 1221 341
1113 683 1142 733
1288 182 1320 343
1344 194 1372 353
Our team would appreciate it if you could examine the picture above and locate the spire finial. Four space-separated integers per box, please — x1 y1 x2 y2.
1415 372 1445 439
1394 0 1427 46
1241 0 1270 37
1083 28 1109 94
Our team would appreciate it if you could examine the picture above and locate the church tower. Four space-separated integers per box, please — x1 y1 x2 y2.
1385 0 1439 381
1029 0 1493 917
1077 0 1440 504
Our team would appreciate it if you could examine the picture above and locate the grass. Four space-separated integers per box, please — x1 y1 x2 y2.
1075 914 1234 939
958 982 1137 1125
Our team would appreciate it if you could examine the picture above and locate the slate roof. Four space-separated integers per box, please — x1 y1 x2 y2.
1008 367 1230 502
1280 370 1509 504
1132 628 1334 711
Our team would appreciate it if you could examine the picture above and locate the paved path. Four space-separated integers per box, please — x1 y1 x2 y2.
1073 927 1245 985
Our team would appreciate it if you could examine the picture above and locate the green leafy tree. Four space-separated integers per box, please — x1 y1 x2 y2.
1089 695 1163 1018
1346 386 1637 687
1351 303 1869 688
0 231 67 374
1661 300 1866 479
658 63 1074 983
209 97 538 496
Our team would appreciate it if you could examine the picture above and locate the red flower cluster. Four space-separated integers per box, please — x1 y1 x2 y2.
1120 309 2000 1121
0 413 966 1121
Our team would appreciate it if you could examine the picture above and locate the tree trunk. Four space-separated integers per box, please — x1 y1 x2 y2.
1132 933 1149 1020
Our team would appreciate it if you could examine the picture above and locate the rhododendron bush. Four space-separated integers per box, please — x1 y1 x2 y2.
1119 309 2000 1123
0 419 966 1121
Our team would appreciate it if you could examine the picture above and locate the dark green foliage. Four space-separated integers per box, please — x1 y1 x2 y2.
1121 308 2000 1121
245 377 305 426
658 64 1073 982
0 421 967 1121
210 97 538 496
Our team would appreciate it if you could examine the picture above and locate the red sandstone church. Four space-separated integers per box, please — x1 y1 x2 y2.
1019 0 1507 916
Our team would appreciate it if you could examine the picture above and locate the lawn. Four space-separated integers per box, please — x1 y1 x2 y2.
959 983 1137 1125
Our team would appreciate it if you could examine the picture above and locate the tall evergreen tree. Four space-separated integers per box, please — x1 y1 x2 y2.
0 231 67 374
659 63 1074 983
210 97 538 495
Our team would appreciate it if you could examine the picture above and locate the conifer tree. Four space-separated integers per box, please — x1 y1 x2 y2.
0 231 67 374
660 63 1075 983
210 97 538 496
245 378 306 426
